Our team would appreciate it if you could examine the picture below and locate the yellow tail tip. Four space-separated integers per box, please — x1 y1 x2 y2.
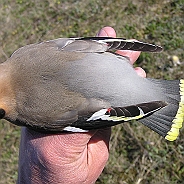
165 79 184 141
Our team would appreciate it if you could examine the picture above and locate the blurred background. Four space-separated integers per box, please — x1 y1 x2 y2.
0 0 184 183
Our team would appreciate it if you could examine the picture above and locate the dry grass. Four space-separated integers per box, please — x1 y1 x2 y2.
0 0 184 183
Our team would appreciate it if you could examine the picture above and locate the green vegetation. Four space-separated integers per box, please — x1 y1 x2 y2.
0 0 184 183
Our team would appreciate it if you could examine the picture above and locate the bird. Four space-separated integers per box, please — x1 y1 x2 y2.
0 37 183 141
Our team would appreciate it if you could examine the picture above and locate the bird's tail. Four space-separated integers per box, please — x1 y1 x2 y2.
139 79 184 141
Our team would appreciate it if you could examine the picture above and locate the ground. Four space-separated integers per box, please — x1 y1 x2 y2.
0 0 184 183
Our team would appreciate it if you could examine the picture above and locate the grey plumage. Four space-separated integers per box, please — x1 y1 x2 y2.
0 37 183 141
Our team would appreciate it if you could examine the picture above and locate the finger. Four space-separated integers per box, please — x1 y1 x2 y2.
97 28 141 65
116 50 141 65
96 26 116 37
116 39 141 64
87 128 111 183
22 127 94 153
134 67 146 78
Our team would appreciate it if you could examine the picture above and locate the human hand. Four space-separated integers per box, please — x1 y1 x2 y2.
17 27 146 184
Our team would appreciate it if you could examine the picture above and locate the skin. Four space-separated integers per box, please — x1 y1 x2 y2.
17 27 146 184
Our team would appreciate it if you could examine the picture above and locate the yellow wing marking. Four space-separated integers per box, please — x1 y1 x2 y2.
108 115 143 122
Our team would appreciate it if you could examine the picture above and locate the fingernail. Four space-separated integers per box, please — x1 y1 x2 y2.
96 29 108 37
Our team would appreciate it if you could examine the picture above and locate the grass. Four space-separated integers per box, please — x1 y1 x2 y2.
0 0 184 183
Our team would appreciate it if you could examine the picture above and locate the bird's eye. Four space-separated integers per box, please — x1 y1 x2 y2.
0 108 5 119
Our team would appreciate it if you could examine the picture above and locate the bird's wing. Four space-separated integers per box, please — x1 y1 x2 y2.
52 37 163 53
67 101 167 131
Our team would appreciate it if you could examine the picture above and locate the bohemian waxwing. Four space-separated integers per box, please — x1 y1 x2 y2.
0 37 183 141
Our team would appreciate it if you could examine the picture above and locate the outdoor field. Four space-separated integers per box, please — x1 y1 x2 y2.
0 0 184 183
